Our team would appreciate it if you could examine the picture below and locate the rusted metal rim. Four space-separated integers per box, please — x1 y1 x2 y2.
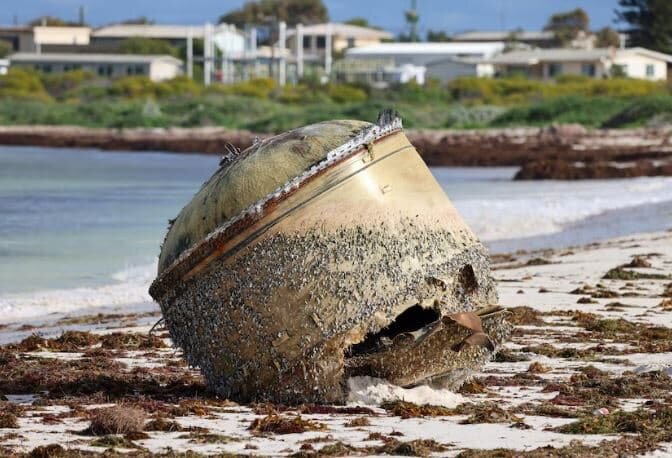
150 113 404 300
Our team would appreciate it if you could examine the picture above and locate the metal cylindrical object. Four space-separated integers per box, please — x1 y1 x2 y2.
150 111 510 404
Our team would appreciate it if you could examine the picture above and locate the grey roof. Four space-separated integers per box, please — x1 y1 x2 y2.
287 22 392 39
486 48 614 65
619 47 672 63
453 30 555 41
93 24 208 39
9 52 183 65
346 41 505 56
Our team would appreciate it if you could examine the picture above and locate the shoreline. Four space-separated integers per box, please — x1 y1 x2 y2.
1 124 672 172
1 230 670 455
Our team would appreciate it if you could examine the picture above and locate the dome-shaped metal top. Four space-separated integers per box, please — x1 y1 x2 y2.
158 119 371 273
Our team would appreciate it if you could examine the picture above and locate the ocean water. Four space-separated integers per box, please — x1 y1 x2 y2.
1 145 671 320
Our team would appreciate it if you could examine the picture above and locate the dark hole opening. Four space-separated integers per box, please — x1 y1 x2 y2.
346 305 440 357
459 265 478 294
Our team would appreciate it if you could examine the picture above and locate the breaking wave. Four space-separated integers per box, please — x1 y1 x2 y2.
0 262 157 323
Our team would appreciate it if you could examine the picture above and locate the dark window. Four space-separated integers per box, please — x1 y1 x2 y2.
126 64 146 75
548 62 563 77
303 36 311 49
97 64 113 76
346 37 355 48
646 64 655 77
581 63 595 77
316 35 326 49
35 63 52 73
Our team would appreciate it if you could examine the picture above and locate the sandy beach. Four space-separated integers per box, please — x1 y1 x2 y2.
1 229 670 456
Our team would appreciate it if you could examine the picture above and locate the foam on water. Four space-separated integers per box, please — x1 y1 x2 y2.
0 262 156 323
447 175 672 241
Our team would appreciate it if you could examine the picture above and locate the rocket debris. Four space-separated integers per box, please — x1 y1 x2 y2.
150 110 511 404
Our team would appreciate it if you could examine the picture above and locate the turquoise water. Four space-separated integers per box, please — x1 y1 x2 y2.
1 145 672 303
0 146 218 294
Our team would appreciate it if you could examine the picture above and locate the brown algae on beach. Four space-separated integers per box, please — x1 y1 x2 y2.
149 111 510 404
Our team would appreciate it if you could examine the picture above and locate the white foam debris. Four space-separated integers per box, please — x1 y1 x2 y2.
634 364 672 376
346 376 466 408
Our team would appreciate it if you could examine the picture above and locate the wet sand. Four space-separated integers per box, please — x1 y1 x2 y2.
0 230 671 456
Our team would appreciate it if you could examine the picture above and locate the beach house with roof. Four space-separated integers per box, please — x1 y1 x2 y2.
484 47 672 81
9 52 183 81
453 30 558 48
342 42 504 83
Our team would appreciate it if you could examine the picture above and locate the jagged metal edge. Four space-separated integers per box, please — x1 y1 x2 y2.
157 112 404 282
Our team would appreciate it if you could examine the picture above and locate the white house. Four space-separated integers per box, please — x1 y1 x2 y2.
9 53 183 81
344 42 504 83
286 23 392 61
485 47 672 81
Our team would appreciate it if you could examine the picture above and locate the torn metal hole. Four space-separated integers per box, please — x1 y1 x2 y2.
346 305 441 358
458 264 478 294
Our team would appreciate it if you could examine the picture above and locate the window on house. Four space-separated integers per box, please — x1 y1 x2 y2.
581 63 596 77
126 64 146 75
316 36 326 49
646 64 655 77
35 63 52 73
548 62 563 77
611 64 627 77
346 37 355 48
303 36 311 49
97 64 113 76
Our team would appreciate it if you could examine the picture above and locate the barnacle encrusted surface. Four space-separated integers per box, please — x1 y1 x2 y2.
159 222 507 403
151 113 510 404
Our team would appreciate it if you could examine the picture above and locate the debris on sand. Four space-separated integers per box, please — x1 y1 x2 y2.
84 406 146 435
249 414 327 435
150 111 510 404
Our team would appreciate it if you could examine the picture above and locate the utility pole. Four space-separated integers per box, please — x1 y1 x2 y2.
204 22 213 85
187 27 193 79
278 21 286 86
325 23 332 77
79 6 85 25
250 27 259 79
296 23 304 80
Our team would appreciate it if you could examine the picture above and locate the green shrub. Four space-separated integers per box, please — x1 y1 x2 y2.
109 76 159 98
602 94 672 128
0 40 11 58
0 68 52 101
327 84 368 103
40 70 97 99
492 95 629 127
207 78 276 98
119 37 179 57
159 76 203 97
444 105 507 128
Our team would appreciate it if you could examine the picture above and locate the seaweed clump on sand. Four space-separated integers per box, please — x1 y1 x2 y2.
84 406 146 435
249 414 327 435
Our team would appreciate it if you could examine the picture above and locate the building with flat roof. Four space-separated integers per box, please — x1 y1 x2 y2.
0 26 35 53
344 42 504 83
9 53 183 81
484 47 672 81
453 30 558 48
287 23 392 59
